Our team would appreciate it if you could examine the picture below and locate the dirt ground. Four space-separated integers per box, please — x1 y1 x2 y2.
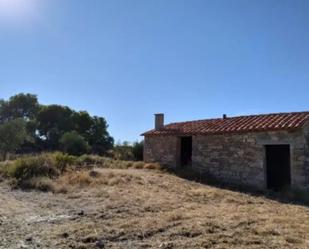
0 168 308 249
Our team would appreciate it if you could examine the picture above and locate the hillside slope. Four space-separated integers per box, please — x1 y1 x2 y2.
0 168 308 249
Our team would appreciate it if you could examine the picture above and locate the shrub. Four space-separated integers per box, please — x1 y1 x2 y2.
18 177 56 192
112 143 134 161
60 131 89 156
1 153 163 193
12 176 68 193
7 155 59 181
77 154 105 166
0 161 12 177
111 141 144 161
54 152 76 173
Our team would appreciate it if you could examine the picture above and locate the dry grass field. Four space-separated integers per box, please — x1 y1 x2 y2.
0 166 308 249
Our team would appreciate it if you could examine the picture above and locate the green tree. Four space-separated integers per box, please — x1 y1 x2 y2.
37 105 74 150
132 140 144 161
0 93 39 122
87 116 114 155
73 111 93 135
0 94 40 152
0 119 28 160
0 93 114 155
60 131 89 156
0 100 9 123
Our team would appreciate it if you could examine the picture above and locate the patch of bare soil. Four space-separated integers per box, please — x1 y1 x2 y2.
0 168 308 249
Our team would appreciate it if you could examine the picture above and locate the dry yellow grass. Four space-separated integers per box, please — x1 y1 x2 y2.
0 168 308 248
56 169 143 189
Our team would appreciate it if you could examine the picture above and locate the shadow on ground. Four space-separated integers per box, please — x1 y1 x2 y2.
169 167 309 208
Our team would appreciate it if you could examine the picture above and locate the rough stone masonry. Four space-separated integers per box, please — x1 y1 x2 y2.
143 113 309 190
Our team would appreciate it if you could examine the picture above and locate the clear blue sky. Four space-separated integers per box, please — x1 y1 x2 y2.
1 0 309 142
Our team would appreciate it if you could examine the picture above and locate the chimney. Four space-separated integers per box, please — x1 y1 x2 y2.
223 114 227 119
155 113 164 130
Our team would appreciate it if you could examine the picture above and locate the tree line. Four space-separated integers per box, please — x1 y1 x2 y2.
0 93 114 159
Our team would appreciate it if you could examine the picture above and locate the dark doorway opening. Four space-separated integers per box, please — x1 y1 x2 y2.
265 145 291 191
180 137 192 167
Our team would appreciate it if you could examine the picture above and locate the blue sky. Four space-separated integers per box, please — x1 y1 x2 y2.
1 0 309 142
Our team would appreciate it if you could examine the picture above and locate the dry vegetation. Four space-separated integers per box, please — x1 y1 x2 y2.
0 155 308 248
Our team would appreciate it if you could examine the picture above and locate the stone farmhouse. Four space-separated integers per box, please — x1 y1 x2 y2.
142 112 309 190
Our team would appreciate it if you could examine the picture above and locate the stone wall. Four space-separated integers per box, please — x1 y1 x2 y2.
302 123 309 187
192 129 307 189
144 128 309 189
192 134 265 189
144 136 179 168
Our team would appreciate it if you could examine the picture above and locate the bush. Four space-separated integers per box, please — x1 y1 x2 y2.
0 153 163 193
112 143 134 161
60 131 89 156
111 141 144 161
18 177 56 192
7 154 59 181
76 154 105 166
0 161 12 177
132 141 144 161
53 152 76 173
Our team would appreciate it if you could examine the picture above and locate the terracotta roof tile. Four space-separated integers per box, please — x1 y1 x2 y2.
142 112 309 136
